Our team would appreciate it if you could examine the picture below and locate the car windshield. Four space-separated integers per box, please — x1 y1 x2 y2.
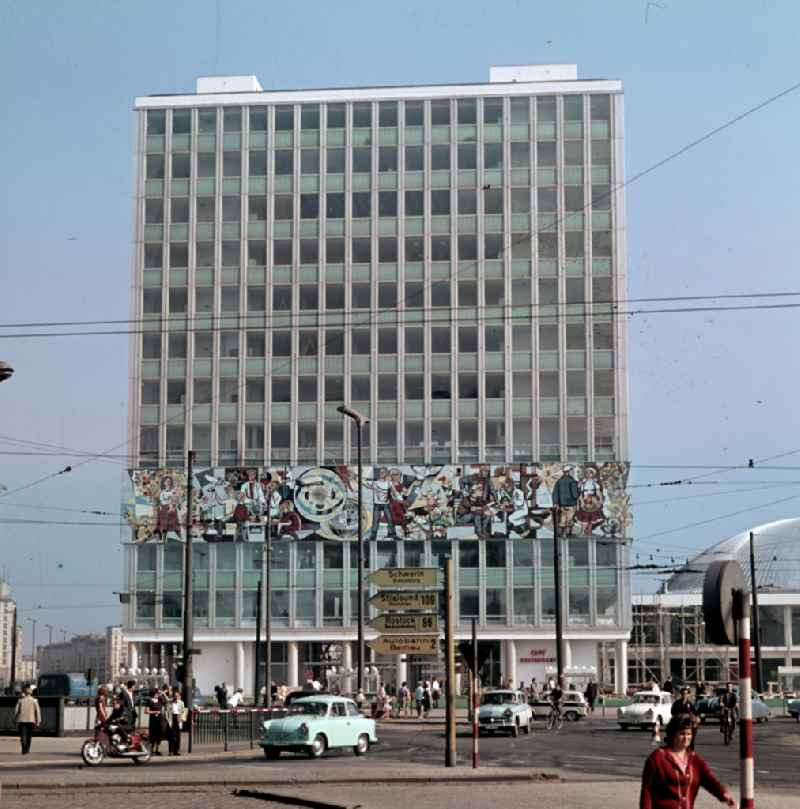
633 694 659 705
289 702 329 716
481 692 514 706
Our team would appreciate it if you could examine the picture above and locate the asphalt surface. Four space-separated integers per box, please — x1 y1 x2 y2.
1 714 798 795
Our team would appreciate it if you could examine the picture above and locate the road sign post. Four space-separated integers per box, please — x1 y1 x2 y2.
367 635 439 655
368 613 438 634
368 590 438 611
444 557 456 767
368 568 438 588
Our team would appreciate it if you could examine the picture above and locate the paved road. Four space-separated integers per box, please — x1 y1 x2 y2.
0 715 797 793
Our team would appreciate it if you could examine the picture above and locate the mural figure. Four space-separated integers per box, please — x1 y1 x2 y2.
552 465 580 536
366 467 399 540
576 465 605 536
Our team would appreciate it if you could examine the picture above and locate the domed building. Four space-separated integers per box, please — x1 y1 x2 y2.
629 519 800 692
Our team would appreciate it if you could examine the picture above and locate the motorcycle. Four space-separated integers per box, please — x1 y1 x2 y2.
81 724 152 766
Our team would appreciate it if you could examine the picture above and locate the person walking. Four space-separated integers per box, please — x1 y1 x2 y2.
14 685 41 755
147 688 165 755
422 681 432 718
94 685 109 727
431 678 441 709
671 687 698 749
168 690 186 756
639 715 735 809
414 682 424 718
584 678 598 713
398 681 411 718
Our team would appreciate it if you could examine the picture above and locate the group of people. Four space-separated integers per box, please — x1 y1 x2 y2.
365 679 443 719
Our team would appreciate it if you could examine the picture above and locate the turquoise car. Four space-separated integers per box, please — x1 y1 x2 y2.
259 695 377 759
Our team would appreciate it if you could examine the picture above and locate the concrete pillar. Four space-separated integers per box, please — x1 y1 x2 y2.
234 641 245 690
615 639 628 696
287 641 299 688
342 642 353 694
505 640 517 688
395 654 408 688
128 643 138 673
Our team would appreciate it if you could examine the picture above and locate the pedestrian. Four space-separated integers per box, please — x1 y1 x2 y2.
215 683 226 708
662 676 674 695
227 687 244 709
639 715 735 809
530 678 539 699
422 681 432 718
398 681 411 718
355 688 365 711
147 688 165 755
14 684 41 755
414 682 424 718
584 678 598 713
671 687 698 750
431 678 441 709
168 689 186 756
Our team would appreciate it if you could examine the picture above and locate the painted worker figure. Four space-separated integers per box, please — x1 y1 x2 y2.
552 465 579 536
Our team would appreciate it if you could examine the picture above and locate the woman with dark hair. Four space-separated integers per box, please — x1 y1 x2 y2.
640 715 736 809
147 688 165 756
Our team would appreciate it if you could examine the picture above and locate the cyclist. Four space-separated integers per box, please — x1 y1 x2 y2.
720 683 738 738
549 681 564 724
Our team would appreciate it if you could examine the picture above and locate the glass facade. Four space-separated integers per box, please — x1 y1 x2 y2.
134 90 623 470
127 536 623 631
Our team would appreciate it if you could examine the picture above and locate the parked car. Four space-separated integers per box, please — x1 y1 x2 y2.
787 697 800 721
259 695 377 759
697 688 770 724
529 690 589 721
478 689 533 736
617 690 673 731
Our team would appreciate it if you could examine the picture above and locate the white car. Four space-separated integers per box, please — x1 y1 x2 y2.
618 690 673 731
478 689 534 736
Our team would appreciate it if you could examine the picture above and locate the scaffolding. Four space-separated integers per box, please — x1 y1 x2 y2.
628 600 735 689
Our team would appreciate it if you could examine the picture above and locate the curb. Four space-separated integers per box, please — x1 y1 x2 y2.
0 773 562 792
233 787 356 809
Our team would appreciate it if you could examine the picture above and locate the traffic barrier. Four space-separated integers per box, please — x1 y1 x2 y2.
190 707 285 746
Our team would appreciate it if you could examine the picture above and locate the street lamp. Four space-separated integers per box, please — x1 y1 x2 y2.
337 405 367 695
0 362 13 383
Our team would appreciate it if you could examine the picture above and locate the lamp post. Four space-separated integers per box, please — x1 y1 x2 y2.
337 405 367 694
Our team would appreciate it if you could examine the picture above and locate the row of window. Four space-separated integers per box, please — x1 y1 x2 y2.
145 96 612 137
145 139 613 180
145 186 612 222
143 233 613 268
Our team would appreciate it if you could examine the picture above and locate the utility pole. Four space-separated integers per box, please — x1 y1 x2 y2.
471 616 479 769
749 531 763 693
182 449 194 752
444 556 456 767
552 507 564 688
337 406 366 694
264 512 273 708
254 578 262 704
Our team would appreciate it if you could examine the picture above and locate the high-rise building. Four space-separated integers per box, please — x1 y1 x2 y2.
124 65 631 695
0 580 20 688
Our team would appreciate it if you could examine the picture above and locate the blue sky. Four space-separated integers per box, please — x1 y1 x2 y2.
1 1 799 643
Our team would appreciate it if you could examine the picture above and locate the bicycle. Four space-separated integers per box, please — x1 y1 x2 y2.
720 707 735 746
546 704 563 731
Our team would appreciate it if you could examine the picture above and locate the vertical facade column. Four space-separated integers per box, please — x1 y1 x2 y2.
615 639 628 696
128 643 139 673
504 640 517 687
342 642 353 694
395 654 408 687
564 640 573 672
287 641 299 688
234 641 245 690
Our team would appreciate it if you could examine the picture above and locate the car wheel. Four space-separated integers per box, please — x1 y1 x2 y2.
308 734 327 759
565 711 578 722
511 720 520 738
353 733 369 756
523 717 532 734
263 746 280 760
699 715 706 725
619 724 628 731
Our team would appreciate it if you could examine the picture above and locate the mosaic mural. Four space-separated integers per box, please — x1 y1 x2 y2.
123 463 631 544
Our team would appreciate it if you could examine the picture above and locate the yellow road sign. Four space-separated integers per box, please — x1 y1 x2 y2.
368 590 439 611
367 635 440 655
367 613 439 634
368 567 438 588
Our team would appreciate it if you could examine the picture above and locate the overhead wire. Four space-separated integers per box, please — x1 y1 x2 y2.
4 77 800 502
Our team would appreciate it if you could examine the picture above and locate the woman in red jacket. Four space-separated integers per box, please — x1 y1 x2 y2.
640 715 737 809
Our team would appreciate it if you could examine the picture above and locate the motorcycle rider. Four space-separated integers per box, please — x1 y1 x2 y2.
104 695 131 750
